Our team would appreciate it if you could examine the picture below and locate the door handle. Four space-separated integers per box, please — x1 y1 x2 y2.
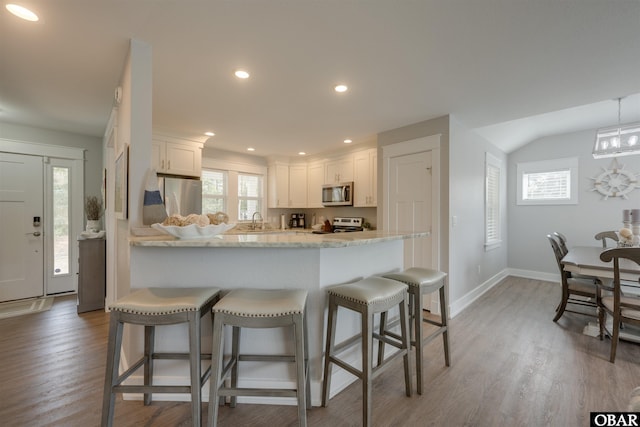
26 231 41 237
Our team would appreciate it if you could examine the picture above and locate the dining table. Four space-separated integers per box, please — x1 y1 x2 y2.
561 245 640 342
562 246 640 282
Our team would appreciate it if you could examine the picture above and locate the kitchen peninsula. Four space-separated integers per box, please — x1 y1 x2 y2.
128 230 428 406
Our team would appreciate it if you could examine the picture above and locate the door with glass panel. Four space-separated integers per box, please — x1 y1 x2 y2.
46 158 76 294
0 153 44 302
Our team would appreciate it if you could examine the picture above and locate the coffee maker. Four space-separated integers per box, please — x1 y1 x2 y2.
289 213 305 228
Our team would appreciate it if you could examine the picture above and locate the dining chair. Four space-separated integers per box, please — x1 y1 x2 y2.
598 248 640 363
547 234 600 322
552 232 569 256
595 230 620 248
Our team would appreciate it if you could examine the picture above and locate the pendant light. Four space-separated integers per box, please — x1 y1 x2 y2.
593 97 640 159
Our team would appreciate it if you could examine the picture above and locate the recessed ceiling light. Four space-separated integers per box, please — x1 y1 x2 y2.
6 4 38 21
247 147 255 152
235 70 250 79
204 131 215 137
298 152 306 156
334 84 348 93
343 139 352 144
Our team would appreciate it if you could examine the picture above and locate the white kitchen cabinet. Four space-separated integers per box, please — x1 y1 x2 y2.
152 138 203 177
325 154 353 184
354 148 377 207
268 162 290 208
268 162 308 208
288 164 307 208
306 161 325 208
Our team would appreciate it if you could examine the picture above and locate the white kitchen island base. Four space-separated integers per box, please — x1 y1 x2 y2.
126 231 423 406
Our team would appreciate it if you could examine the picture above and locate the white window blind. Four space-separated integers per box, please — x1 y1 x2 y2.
202 169 227 214
522 170 571 200
485 153 501 249
238 173 263 221
517 157 578 205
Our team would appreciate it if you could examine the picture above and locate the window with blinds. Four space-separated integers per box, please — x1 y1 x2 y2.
238 173 263 221
485 153 502 249
517 157 578 205
522 170 570 200
202 169 227 214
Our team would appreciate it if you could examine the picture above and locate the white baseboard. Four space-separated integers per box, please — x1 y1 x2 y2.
449 269 509 318
507 268 560 283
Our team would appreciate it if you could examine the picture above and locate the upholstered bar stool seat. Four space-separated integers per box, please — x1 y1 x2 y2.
101 287 220 427
383 267 450 395
321 276 412 427
208 289 310 427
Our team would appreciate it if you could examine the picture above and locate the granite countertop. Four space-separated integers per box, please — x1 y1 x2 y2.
129 230 429 248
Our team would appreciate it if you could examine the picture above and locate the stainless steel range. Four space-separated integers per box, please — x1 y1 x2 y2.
312 216 364 234
331 217 365 232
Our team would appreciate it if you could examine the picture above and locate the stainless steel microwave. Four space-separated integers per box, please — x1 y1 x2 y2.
322 182 353 206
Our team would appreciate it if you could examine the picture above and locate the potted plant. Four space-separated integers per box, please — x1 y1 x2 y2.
85 196 103 232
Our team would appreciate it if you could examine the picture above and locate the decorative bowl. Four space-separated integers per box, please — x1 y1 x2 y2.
151 222 236 239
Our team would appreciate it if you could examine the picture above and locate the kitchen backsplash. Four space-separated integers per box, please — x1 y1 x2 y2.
266 206 377 229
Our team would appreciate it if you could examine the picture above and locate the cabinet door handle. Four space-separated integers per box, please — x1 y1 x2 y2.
161 160 165 169
167 160 171 170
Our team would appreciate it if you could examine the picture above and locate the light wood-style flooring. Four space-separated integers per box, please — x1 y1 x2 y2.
1 276 640 426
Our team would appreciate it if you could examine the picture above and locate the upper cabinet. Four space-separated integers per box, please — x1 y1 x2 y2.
152 137 203 178
288 164 308 208
353 148 377 207
268 162 289 208
268 162 308 208
306 161 324 208
325 154 353 184
266 145 376 209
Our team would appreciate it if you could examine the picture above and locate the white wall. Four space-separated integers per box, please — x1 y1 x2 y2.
108 39 153 304
449 117 508 314
0 121 103 199
508 128 640 275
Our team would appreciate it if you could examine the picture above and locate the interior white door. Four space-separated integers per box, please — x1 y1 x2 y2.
387 151 433 268
0 153 44 302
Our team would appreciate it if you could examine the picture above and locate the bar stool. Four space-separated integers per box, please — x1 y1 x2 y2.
208 288 310 427
383 267 450 395
321 276 412 427
101 287 220 427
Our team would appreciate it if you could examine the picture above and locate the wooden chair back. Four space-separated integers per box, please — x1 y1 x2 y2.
552 232 568 256
595 231 619 248
547 234 565 274
599 248 640 362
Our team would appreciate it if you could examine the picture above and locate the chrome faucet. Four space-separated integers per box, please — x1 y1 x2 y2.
251 211 264 230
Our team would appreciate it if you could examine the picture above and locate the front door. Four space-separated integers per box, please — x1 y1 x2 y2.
0 153 44 302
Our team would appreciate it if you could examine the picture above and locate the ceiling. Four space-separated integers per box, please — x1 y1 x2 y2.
1 0 639 157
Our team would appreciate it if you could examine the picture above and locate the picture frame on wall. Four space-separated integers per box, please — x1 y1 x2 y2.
114 144 128 219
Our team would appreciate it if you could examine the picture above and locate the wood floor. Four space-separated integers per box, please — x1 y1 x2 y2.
1 276 640 426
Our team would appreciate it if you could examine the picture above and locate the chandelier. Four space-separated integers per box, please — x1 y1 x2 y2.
593 98 640 159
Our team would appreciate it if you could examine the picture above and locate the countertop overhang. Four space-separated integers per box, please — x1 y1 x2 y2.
129 230 429 248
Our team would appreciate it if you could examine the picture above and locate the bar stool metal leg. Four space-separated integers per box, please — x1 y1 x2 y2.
321 295 338 407
102 315 122 427
143 325 154 405
294 312 308 422
440 286 450 367
362 308 373 426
